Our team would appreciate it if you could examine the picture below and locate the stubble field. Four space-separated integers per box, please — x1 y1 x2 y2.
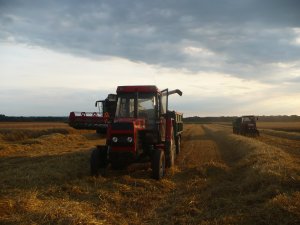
0 122 299 224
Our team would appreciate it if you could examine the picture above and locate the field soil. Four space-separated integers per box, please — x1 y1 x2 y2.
0 123 299 224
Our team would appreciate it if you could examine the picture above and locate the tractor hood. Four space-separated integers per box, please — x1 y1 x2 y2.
107 118 146 153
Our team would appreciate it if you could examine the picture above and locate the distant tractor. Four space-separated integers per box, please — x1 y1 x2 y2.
90 85 183 180
232 115 259 136
68 94 117 134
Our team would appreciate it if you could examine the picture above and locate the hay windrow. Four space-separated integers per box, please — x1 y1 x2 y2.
0 128 73 142
261 128 300 140
204 124 300 184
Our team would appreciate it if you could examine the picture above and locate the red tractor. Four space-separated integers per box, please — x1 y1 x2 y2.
90 85 183 180
68 94 117 134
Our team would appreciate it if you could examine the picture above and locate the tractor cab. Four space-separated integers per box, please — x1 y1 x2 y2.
112 86 169 142
95 94 117 119
114 90 156 129
242 115 256 124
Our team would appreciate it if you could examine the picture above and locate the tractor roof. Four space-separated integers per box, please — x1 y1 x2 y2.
117 85 159 93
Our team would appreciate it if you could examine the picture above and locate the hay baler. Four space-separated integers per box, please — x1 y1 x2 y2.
68 94 117 134
90 85 183 180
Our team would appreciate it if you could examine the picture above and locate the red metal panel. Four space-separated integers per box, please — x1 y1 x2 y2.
117 85 159 93
110 130 133 135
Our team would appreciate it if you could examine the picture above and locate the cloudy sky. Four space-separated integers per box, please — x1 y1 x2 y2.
1 0 300 116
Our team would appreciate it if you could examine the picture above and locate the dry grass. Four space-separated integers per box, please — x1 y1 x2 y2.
260 129 300 141
0 128 72 142
0 123 175 225
257 122 300 133
0 122 300 224
203 124 300 224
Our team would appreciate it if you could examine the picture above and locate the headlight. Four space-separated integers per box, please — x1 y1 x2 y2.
127 137 133 143
112 137 118 143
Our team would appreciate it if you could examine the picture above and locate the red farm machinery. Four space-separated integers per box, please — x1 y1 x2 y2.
68 94 117 134
90 85 183 180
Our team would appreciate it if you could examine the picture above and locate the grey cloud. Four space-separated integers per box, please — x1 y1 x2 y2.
170 95 257 116
1 0 300 80
0 87 110 116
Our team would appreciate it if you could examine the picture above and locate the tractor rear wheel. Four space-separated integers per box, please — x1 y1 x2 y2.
165 126 176 168
165 139 176 168
176 135 181 155
152 149 165 180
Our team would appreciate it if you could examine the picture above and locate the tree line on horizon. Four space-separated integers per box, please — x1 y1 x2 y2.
183 115 300 123
0 114 300 123
0 114 68 122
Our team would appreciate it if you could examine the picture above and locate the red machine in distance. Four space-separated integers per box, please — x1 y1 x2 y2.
90 85 183 180
68 94 117 134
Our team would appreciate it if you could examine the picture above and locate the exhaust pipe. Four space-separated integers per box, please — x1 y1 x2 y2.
168 89 183 96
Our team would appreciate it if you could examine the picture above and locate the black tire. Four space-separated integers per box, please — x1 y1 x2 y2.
165 138 176 168
90 148 101 176
165 125 177 168
111 162 126 170
176 135 181 155
152 149 165 180
90 147 108 176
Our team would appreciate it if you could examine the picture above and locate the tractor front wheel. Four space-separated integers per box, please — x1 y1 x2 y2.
90 147 108 176
91 148 101 176
152 149 165 180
